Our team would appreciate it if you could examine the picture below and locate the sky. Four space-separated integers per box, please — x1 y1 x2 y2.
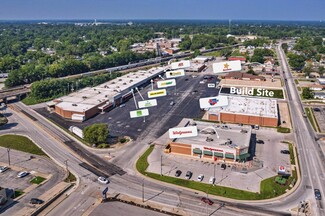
0 0 324 21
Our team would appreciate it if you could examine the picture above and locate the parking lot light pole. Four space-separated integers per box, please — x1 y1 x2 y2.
213 164 216 181
7 148 11 166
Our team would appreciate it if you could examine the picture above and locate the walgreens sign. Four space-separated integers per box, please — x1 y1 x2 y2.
169 126 198 139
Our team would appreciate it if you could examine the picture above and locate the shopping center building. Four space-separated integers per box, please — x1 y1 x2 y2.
168 120 252 162
207 96 278 127
50 67 165 121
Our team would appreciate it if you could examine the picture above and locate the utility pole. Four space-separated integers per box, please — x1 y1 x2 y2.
213 163 216 183
160 155 163 176
206 190 208 216
7 148 11 166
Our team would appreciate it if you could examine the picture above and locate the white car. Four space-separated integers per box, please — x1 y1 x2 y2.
197 174 204 182
209 176 216 184
98 176 109 184
0 166 9 173
17 171 29 178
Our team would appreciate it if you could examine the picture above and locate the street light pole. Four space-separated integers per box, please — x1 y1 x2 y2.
64 159 69 171
7 148 11 166
142 179 144 203
213 164 216 183
160 155 163 176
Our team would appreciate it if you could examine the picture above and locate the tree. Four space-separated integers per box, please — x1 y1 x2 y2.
287 53 306 70
83 123 109 145
180 35 191 50
319 66 325 76
302 88 314 99
281 43 288 53
303 63 312 77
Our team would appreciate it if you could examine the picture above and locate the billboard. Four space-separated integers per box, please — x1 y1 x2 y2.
148 89 167 98
166 69 185 78
171 60 191 70
138 99 157 108
212 60 241 74
130 109 149 118
157 79 176 88
169 126 198 139
199 96 229 109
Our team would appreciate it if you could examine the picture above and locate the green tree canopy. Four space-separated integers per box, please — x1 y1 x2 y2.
83 123 109 145
302 88 314 99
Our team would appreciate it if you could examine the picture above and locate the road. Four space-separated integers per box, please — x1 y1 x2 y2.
1 102 289 216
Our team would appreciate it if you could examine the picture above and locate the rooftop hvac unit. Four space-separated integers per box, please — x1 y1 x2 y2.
82 96 87 99
240 129 248 133
123 83 127 85
119 79 122 81
98 91 101 94
93 88 96 91
111 82 115 84
72 104 77 106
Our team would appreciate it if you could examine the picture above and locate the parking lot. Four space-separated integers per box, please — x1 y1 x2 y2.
311 105 325 133
148 125 292 193
37 72 220 141
0 147 65 215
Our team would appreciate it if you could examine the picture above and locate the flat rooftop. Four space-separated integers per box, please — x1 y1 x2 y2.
174 119 251 150
54 67 165 112
209 96 278 119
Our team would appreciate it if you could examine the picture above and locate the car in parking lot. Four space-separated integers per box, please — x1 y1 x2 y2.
30 198 44 204
170 101 175 106
175 170 182 177
119 104 126 108
209 176 215 184
98 176 109 184
280 150 290 154
314 189 322 200
221 163 227 170
0 166 9 173
185 171 192 180
197 174 204 182
256 139 264 144
313 108 320 112
17 171 29 178
201 197 213 205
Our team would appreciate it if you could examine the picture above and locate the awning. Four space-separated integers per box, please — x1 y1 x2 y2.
225 154 235 159
203 150 213 156
214 152 223 157
193 149 202 154
236 153 250 160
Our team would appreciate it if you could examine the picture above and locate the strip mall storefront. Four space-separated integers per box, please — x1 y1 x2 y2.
169 142 250 162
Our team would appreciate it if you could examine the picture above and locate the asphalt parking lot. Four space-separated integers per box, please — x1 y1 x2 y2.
37 72 220 140
0 168 33 191
148 126 292 193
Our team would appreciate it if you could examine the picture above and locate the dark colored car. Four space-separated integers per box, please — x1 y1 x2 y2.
256 139 264 144
30 198 44 204
185 171 192 180
221 163 227 170
201 197 213 205
280 150 290 154
313 108 320 112
175 170 182 177
315 189 322 200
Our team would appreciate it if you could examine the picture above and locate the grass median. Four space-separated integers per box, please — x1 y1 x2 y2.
305 107 318 132
137 145 297 200
30 176 46 184
0 134 47 156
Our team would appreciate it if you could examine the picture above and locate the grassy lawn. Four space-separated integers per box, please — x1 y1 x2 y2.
305 107 317 132
14 190 24 198
294 79 299 84
137 145 297 200
203 51 221 57
22 96 53 106
253 89 284 99
277 127 291 133
0 134 47 156
30 176 46 184
64 171 77 183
